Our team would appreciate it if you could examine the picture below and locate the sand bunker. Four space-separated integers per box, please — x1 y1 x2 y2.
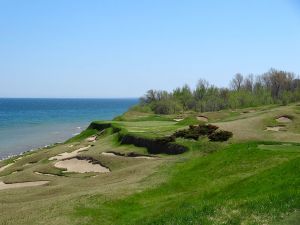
86 135 97 142
54 158 110 173
174 118 183 122
276 116 292 123
49 146 91 161
0 181 49 191
196 116 208 122
266 126 283 132
0 163 14 172
101 152 154 159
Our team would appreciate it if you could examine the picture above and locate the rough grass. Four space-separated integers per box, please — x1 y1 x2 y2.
73 142 300 225
215 104 300 142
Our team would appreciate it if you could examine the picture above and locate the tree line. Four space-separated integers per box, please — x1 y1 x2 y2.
138 69 300 114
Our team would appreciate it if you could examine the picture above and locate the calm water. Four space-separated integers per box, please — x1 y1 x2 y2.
0 98 138 159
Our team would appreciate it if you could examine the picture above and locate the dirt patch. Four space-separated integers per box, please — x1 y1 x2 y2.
49 146 91 161
276 116 292 123
266 126 284 132
54 157 110 173
0 181 49 191
196 116 208 122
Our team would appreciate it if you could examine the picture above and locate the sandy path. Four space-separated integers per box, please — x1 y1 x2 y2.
0 163 14 172
55 158 110 173
49 146 91 161
0 181 49 191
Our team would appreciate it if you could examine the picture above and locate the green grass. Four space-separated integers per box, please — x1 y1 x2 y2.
66 128 98 143
73 142 300 225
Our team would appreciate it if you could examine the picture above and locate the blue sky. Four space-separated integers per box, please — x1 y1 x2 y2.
0 0 299 98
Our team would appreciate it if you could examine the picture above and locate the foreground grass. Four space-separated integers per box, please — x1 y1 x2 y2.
74 142 300 225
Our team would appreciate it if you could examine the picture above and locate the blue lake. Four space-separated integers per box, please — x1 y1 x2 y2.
0 98 138 159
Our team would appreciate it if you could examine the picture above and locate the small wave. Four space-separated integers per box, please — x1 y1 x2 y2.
72 133 80 136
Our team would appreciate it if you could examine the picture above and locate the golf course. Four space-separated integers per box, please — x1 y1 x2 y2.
0 103 299 225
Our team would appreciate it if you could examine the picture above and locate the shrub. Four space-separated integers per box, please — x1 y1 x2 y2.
173 124 219 140
208 130 233 142
120 134 186 155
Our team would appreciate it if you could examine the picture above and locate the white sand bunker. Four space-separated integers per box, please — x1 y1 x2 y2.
86 135 97 142
174 118 183 122
197 116 208 122
49 146 91 161
266 126 284 132
0 181 49 191
0 163 14 172
101 152 154 159
55 158 110 173
276 116 292 123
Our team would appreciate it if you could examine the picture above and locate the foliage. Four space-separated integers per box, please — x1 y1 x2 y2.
139 68 300 114
173 124 220 140
208 130 233 142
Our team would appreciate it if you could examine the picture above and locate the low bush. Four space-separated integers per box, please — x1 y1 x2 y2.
208 130 233 142
120 134 186 155
173 124 219 140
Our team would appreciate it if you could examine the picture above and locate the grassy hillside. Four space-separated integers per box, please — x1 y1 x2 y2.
0 104 299 225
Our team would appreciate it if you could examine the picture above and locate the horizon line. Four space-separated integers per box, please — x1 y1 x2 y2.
0 97 140 99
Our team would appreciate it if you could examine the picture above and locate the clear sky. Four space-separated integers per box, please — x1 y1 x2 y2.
0 0 300 98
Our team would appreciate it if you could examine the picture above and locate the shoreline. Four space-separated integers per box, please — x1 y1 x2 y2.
0 142 62 162
0 98 138 161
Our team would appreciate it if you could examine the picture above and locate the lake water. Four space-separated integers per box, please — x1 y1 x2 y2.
0 98 138 159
